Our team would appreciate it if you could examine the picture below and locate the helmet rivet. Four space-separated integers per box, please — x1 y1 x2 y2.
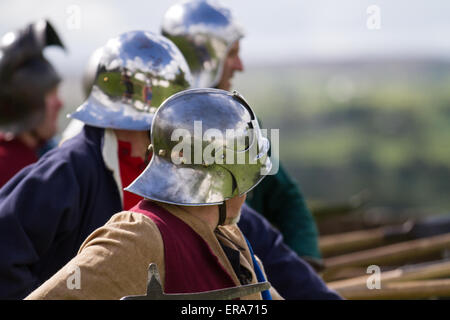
103 76 109 82
148 144 153 152
158 149 166 157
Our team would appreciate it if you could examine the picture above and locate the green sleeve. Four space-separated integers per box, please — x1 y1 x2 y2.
245 163 321 259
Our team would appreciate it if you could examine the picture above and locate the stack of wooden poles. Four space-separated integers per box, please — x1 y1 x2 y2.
312 194 450 300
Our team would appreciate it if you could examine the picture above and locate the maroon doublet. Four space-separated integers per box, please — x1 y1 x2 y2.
130 200 236 294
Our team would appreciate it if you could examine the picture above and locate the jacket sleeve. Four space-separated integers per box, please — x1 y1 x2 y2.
245 162 321 259
25 212 165 300
238 204 342 300
0 157 81 299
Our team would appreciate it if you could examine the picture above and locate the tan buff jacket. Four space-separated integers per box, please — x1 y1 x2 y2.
26 203 282 300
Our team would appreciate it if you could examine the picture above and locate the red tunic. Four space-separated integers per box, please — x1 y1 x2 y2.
117 140 147 210
0 137 38 188
130 200 237 294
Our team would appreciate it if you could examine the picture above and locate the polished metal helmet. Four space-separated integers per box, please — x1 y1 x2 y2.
125 88 271 209
68 31 193 131
0 20 64 135
161 0 244 88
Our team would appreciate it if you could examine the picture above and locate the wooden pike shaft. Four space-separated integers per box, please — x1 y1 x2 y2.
337 279 450 300
319 221 414 256
328 260 450 291
323 232 450 272
320 227 387 256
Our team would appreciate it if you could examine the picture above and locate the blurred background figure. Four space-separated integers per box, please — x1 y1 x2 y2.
0 20 64 187
161 0 322 265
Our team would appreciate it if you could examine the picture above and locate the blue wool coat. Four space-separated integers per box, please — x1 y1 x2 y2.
0 126 122 299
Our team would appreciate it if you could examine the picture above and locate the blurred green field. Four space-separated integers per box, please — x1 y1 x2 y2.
233 58 450 213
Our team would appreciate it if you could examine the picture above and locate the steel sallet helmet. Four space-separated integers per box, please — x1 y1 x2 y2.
68 31 193 131
0 20 64 135
125 88 271 209
161 0 244 88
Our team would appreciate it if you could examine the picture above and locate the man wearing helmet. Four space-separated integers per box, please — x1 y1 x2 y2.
161 0 322 264
0 20 64 187
217 41 243 91
0 31 192 299
155 0 345 300
26 88 281 300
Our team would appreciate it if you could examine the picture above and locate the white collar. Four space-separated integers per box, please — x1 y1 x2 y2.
102 128 124 206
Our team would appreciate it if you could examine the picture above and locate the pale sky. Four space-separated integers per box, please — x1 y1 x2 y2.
1 0 450 77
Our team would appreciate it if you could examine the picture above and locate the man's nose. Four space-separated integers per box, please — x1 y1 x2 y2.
55 96 64 110
233 55 244 72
